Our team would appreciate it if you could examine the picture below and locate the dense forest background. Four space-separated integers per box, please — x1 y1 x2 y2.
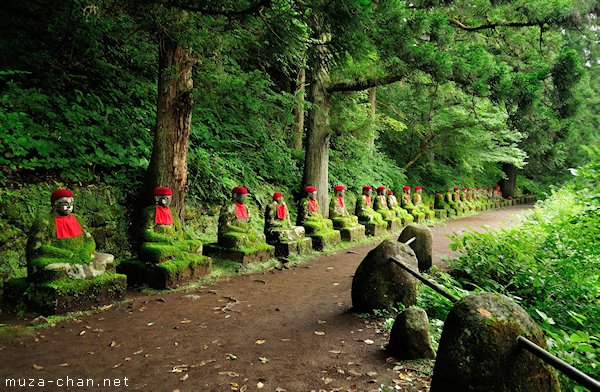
1 0 599 203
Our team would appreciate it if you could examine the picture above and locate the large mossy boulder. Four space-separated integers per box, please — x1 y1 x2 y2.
430 292 560 392
351 240 419 313
398 224 432 272
388 307 436 360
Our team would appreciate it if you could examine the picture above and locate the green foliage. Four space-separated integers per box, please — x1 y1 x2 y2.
447 151 600 389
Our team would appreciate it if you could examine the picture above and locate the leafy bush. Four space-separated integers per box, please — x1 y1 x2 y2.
447 150 600 390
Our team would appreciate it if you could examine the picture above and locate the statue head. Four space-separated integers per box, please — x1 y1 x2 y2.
153 186 173 207
462 187 467 194
376 186 386 195
51 189 75 216
273 191 283 205
305 186 317 200
362 185 372 196
232 186 248 204
454 187 460 194
334 185 345 197
388 190 394 196
403 185 411 194
415 186 422 194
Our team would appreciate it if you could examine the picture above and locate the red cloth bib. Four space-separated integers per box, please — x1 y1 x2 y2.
336 196 345 207
235 203 248 219
365 196 371 206
308 199 318 212
276 204 287 219
54 215 83 239
379 195 386 206
155 206 173 225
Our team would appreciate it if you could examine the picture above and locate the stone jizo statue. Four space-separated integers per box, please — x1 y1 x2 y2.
26 189 114 282
297 186 334 234
387 190 414 224
373 186 396 220
329 185 360 228
218 186 266 248
140 186 202 263
265 192 305 243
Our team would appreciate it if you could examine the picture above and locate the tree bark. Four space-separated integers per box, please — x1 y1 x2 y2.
292 67 306 150
500 163 517 198
302 22 331 216
147 30 194 222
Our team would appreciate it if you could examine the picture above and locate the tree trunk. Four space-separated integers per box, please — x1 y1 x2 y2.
302 23 331 216
292 67 306 150
500 163 517 198
368 86 376 146
147 31 194 222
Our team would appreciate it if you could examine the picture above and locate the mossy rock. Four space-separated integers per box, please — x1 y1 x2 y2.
388 307 436 360
430 292 560 392
398 224 433 272
203 243 275 265
365 221 387 237
339 225 366 242
351 240 419 313
274 237 313 257
308 229 341 251
3 273 126 315
118 256 211 290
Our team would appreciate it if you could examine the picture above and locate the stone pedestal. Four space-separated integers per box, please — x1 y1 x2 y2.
273 237 313 257
4 273 126 315
386 219 401 232
118 256 211 290
308 230 341 251
203 243 274 265
364 222 387 237
339 225 366 242
434 210 447 219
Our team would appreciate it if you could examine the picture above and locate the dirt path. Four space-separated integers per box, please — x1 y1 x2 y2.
0 204 532 392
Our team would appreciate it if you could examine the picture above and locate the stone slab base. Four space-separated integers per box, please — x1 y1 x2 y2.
3 273 126 316
203 244 274 265
117 256 211 290
273 237 313 257
364 222 387 237
386 219 401 232
308 230 341 251
338 225 366 242
435 210 448 219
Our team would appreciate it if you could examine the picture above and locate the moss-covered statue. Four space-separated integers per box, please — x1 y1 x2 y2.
373 186 401 230
412 186 435 220
265 192 303 242
434 192 456 218
329 185 359 228
264 192 312 256
139 186 204 263
297 186 340 250
329 185 365 241
401 186 425 223
386 190 414 225
218 186 267 248
452 187 470 212
11 189 126 314
26 189 113 282
355 186 387 236
460 188 475 211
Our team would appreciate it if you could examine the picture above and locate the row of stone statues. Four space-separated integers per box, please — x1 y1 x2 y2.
15 184 509 314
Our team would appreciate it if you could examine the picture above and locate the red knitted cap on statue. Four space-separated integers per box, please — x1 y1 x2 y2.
415 186 422 191
334 185 345 191
362 185 372 191
232 186 248 195
496 186 501 189
477 188 481 191
462 188 467 191
403 186 410 191
153 186 172 196
273 192 283 200
305 186 317 193
454 187 459 191
377 186 386 192
51 189 74 203
388 190 394 195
